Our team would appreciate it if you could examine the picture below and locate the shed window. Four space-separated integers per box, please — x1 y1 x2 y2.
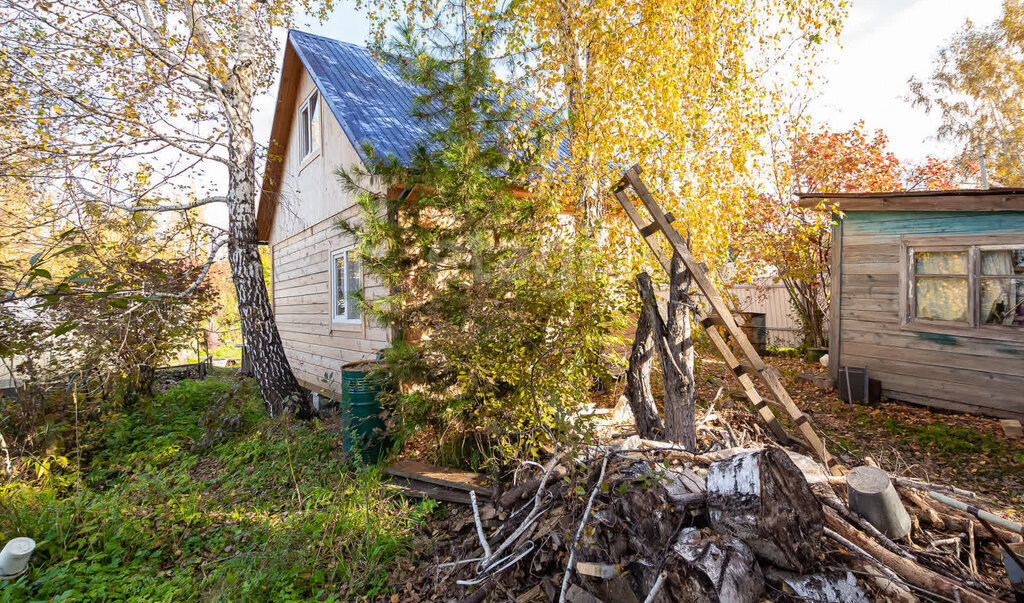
331 249 361 323
907 244 1024 328
980 249 1024 325
299 91 320 160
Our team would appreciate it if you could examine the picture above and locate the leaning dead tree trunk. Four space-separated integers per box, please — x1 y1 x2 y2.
623 308 664 439
636 257 697 451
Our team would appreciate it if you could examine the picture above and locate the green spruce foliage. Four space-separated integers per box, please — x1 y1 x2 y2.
337 19 626 461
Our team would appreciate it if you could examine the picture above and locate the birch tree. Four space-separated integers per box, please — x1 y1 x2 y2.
911 0 1024 186
362 0 845 269
0 0 332 417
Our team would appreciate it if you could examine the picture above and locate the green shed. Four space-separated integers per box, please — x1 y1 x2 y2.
798 189 1024 420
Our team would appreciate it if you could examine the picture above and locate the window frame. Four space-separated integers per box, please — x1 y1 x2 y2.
298 90 320 163
330 248 362 325
900 234 1024 341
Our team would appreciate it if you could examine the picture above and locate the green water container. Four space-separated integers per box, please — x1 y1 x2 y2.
341 360 391 463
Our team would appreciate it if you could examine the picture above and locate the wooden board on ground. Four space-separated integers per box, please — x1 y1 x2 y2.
385 476 476 505
385 459 491 496
1001 419 1023 438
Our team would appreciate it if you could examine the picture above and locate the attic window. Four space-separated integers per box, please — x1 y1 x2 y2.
905 243 1024 328
299 91 320 160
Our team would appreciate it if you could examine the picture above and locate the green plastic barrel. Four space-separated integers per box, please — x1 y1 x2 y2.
341 361 391 463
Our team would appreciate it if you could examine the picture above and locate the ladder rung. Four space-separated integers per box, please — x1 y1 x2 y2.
638 222 659 237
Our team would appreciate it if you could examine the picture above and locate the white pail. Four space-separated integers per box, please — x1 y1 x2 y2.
0 537 36 579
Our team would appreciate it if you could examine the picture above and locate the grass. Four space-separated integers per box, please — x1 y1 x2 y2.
0 374 435 602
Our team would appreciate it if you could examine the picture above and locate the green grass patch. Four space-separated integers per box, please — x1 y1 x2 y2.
0 375 434 602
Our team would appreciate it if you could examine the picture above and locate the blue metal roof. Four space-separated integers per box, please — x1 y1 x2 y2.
288 30 433 165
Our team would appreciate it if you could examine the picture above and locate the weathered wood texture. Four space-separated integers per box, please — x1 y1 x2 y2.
706 448 824 573
623 307 664 439
835 211 1024 418
262 62 392 396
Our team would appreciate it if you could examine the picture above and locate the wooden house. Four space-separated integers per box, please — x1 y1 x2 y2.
255 31 434 395
798 190 1024 419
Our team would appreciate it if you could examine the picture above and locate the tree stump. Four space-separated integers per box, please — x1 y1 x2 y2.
623 307 664 439
636 264 696 450
706 447 824 572
652 527 764 603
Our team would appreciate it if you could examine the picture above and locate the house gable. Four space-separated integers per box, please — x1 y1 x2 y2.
256 30 429 243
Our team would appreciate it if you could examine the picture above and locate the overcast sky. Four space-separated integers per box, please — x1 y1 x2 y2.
813 0 1002 162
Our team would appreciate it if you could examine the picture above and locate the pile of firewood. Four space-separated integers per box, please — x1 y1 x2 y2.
414 431 1021 602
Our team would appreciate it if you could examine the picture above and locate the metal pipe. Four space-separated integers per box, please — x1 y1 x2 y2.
928 492 1023 535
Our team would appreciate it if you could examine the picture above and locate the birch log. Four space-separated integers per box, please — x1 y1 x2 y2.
706 447 824 572
651 527 764 603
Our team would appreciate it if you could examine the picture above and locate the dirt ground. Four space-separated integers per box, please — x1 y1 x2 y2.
694 355 1024 521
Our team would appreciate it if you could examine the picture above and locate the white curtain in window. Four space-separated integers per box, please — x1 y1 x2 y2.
914 251 968 322
981 250 1022 325
346 252 361 320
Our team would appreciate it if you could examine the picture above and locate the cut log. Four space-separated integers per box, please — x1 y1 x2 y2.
706 447 824 572
623 306 664 439
846 465 911 539
651 527 764 603
823 506 1000 603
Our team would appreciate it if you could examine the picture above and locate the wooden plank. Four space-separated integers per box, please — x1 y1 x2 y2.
1001 419 1023 438
842 341 1024 378
805 194 1024 211
867 369 1024 414
841 350 1024 395
881 389 1024 421
829 218 842 381
385 476 474 505
385 459 491 496
617 166 838 474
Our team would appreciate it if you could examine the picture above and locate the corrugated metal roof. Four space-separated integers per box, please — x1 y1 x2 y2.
289 30 433 165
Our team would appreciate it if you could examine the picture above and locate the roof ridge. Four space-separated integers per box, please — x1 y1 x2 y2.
287 28 367 50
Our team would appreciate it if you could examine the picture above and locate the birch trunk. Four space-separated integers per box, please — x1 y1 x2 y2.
223 4 311 419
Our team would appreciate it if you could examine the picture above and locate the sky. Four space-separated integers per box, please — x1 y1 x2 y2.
812 0 1003 162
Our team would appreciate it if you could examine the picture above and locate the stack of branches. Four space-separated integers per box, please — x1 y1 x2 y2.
412 413 1022 602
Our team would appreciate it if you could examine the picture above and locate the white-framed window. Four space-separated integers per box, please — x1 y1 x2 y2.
904 241 1024 329
331 248 362 323
298 90 320 161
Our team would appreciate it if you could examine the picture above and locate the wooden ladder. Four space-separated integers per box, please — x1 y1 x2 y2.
612 165 842 475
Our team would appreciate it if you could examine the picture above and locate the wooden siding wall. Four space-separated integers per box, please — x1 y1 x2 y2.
730 282 815 347
267 63 391 396
837 211 1024 419
271 210 390 396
